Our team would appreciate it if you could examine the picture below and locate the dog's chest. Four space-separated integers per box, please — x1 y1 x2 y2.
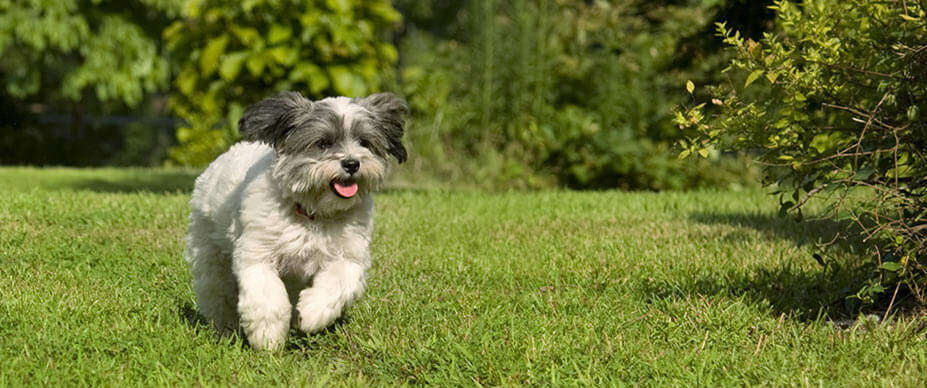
273 221 366 277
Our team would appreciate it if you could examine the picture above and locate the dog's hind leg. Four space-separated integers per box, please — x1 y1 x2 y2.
188 247 240 335
186 218 239 335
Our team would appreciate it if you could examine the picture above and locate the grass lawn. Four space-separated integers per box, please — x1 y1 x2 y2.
1 167 926 386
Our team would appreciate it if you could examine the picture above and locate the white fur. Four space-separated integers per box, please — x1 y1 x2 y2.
325 96 366 130
186 142 373 350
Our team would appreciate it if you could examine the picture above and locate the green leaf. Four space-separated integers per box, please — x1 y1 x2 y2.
183 0 204 18
865 283 886 295
245 55 265 77
673 111 687 126
289 62 329 95
744 70 763 88
200 34 229 77
764 71 778 84
328 65 367 97
163 21 185 44
355 59 378 79
907 105 919 120
267 46 298 66
267 24 292 45
219 52 248 81
810 134 829 153
880 262 903 272
686 80 695 94
368 2 402 23
378 43 398 63
230 26 261 46
854 167 875 181
241 0 262 13
227 102 244 137
326 0 351 13
176 66 198 95
177 127 193 142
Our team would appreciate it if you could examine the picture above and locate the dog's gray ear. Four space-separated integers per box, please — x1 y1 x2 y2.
239 91 313 147
358 92 408 163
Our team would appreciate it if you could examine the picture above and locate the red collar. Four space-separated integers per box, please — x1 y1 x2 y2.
294 203 315 221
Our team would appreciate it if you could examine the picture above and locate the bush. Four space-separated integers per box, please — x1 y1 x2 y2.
678 0 927 306
0 0 179 107
0 0 181 166
164 0 403 166
397 0 764 190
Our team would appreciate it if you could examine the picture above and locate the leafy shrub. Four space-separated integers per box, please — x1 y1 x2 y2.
164 0 402 165
0 0 179 107
0 0 181 166
397 0 762 190
678 0 927 306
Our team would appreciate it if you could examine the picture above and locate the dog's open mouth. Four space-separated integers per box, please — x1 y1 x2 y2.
330 180 359 199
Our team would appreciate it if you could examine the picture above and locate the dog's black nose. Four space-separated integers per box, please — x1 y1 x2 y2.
341 159 360 174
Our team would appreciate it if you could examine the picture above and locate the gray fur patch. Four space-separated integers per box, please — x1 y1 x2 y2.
238 91 314 148
356 93 409 163
276 102 344 156
238 92 408 164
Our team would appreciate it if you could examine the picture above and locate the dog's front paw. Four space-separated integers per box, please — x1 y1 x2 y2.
296 292 342 334
241 317 289 351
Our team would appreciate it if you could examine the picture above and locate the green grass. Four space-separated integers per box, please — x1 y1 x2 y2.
1 167 926 386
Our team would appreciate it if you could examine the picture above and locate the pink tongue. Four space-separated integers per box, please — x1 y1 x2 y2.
333 182 358 198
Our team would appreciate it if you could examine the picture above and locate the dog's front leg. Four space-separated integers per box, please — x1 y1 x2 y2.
296 258 367 333
234 253 291 351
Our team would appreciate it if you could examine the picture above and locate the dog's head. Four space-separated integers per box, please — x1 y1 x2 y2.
238 91 408 215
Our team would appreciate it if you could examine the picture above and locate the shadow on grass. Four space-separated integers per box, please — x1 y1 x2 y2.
644 211 872 320
285 316 353 352
642 263 865 320
177 300 209 328
689 212 863 252
176 299 252 349
176 298 351 351
68 170 199 193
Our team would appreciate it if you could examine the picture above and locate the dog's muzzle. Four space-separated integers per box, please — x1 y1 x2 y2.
331 159 360 198
341 159 359 175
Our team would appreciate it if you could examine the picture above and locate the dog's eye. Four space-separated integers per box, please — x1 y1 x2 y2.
359 139 371 149
316 139 333 150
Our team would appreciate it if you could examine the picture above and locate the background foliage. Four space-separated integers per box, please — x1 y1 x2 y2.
164 0 402 165
0 0 768 191
0 0 178 106
0 0 181 165
395 0 769 190
678 0 927 307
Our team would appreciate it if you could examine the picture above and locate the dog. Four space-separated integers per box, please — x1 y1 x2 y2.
184 91 407 350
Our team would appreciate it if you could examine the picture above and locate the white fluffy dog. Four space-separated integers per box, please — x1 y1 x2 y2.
185 91 407 350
